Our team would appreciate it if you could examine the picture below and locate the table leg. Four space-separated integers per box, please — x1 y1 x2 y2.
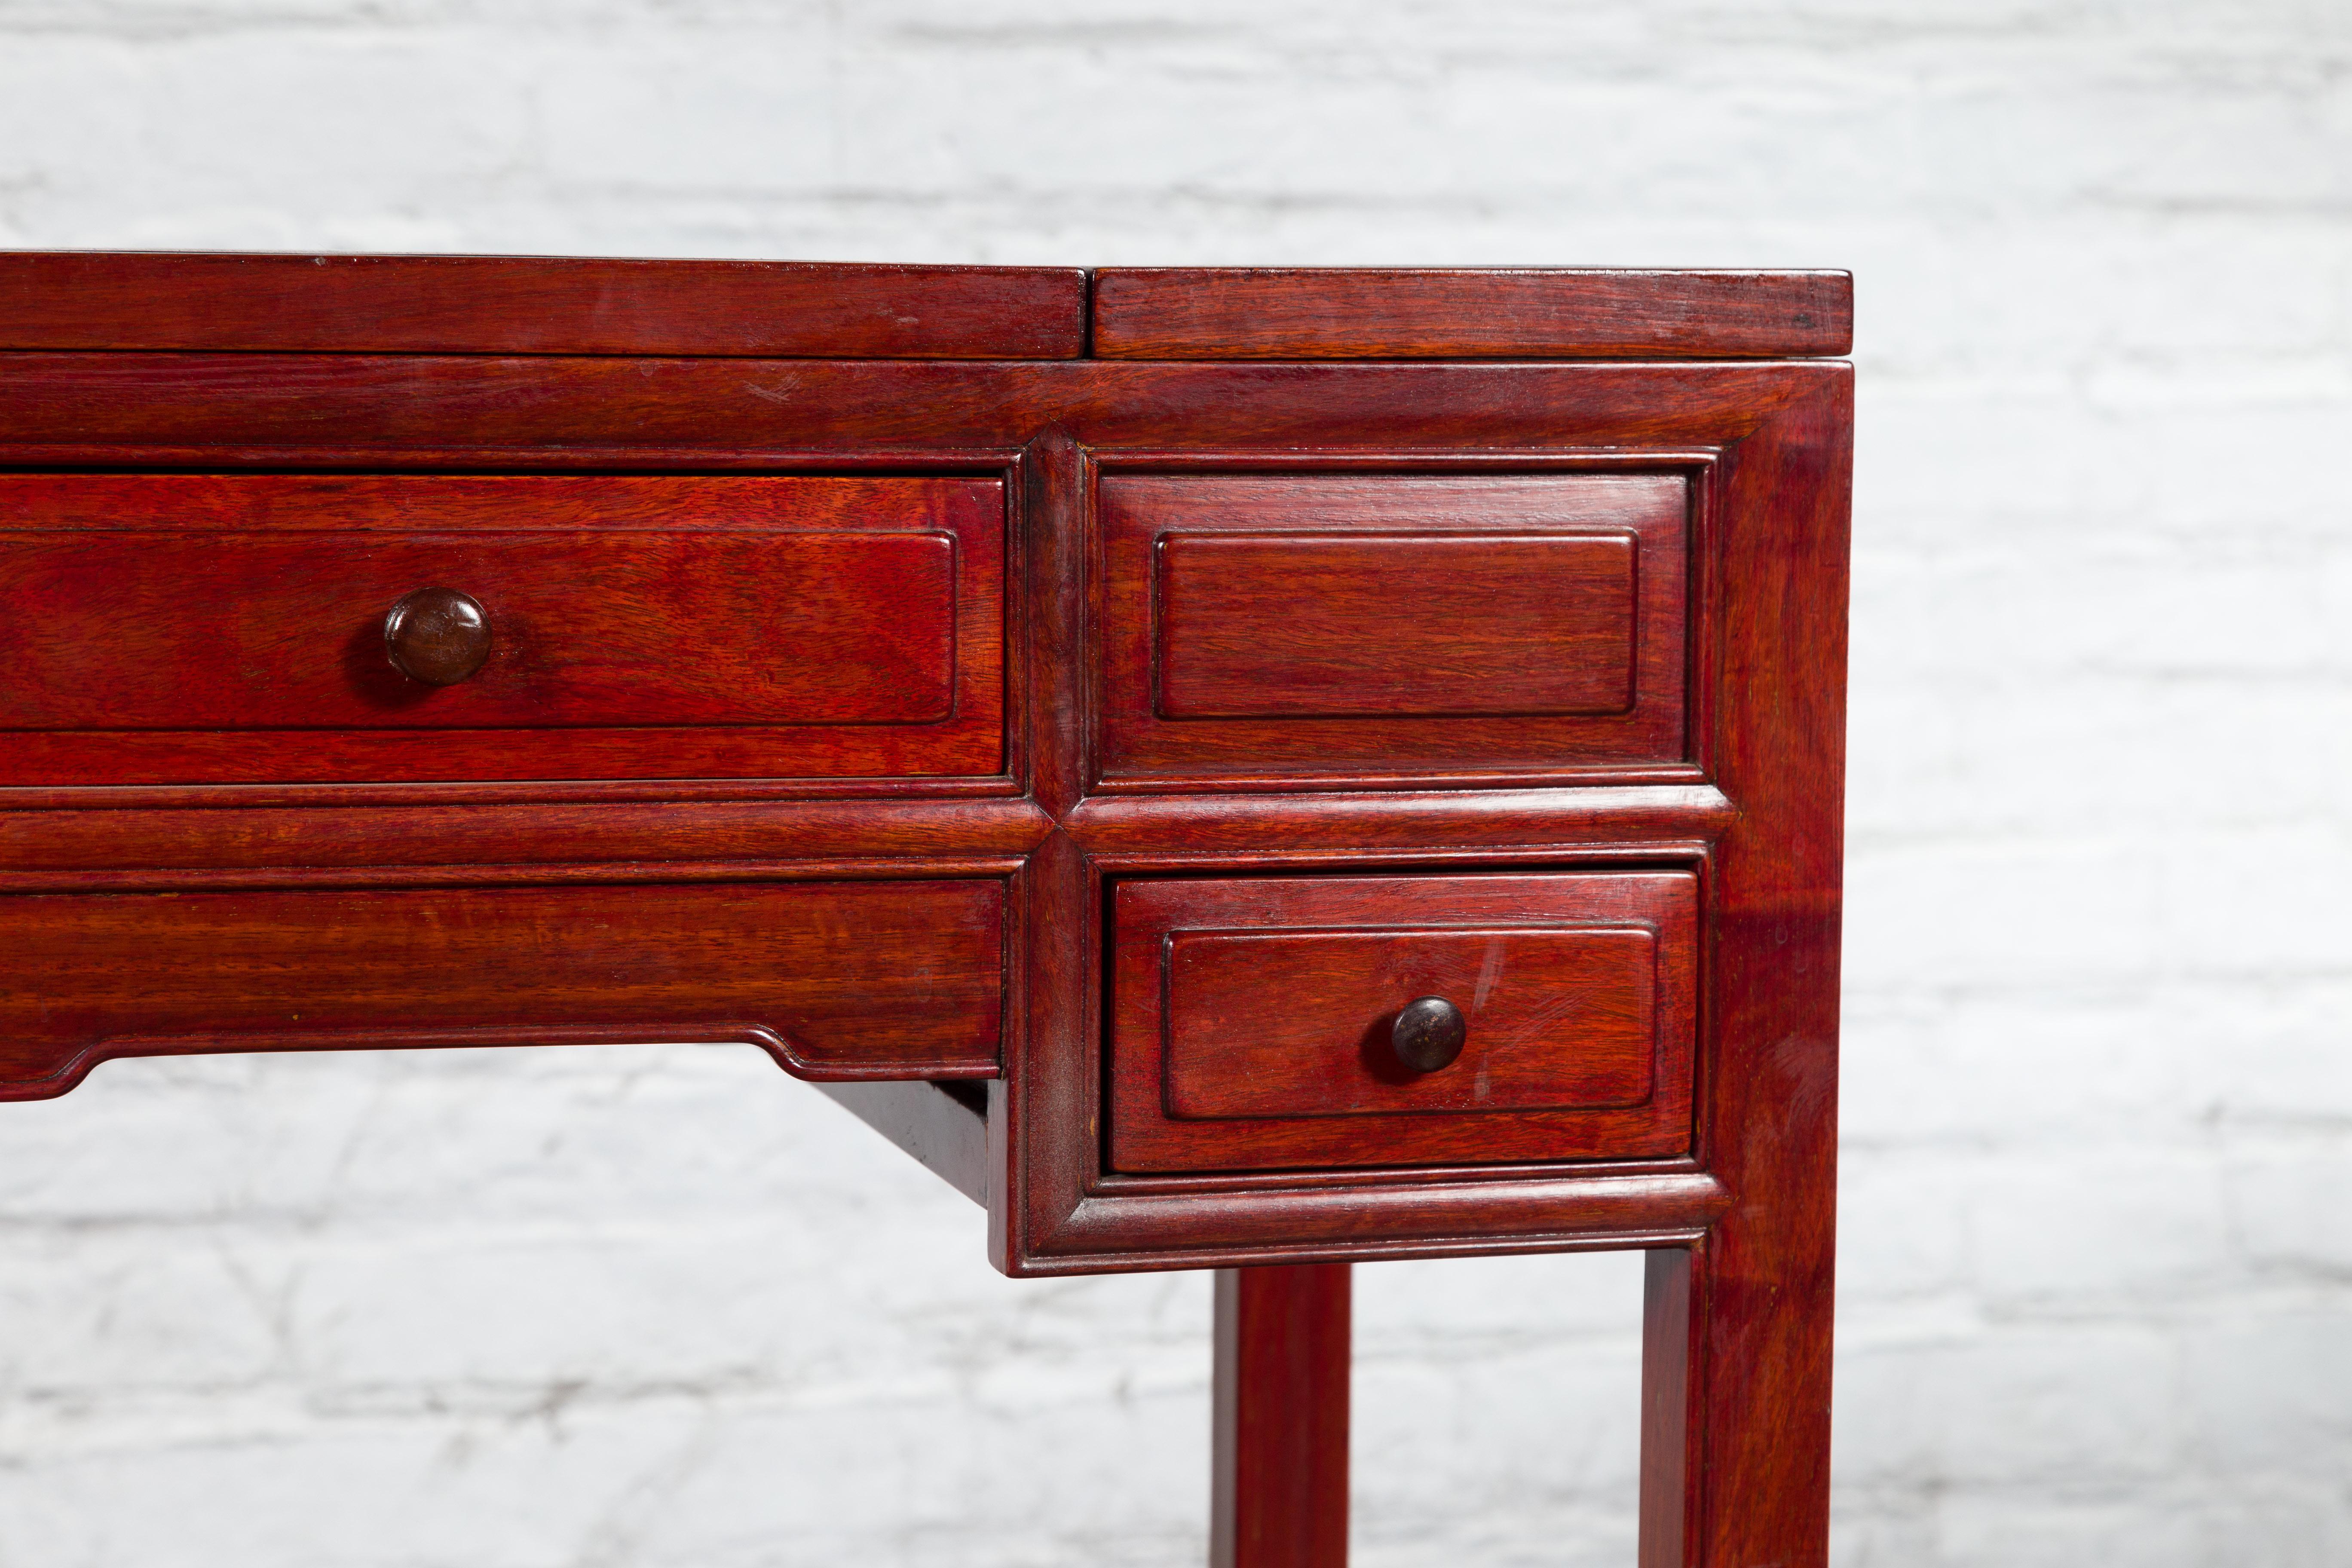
1211 1263 1352 1568
1638 1247 1697 1567
1640 1231 1834 1566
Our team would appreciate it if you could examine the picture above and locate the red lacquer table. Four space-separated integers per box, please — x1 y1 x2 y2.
0 254 1851 1567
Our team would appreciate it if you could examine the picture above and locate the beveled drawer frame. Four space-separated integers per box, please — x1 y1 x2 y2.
1085 449 1724 795
1102 866 1705 1174
0 471 1013 788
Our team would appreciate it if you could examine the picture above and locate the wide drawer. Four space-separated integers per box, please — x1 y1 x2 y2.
0 877 1004 1098
1108 871 1696 1172
0 474 1003 786
1097 475 1690 788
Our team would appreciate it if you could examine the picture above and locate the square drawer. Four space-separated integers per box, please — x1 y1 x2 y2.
1108 871 1697 1173
0 473 1004 787
1096 475 1690 788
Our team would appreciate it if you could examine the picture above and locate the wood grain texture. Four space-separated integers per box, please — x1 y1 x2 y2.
0 474 1003 786
1025 1172 1730 1276
1663 364 1849 1568
1212 1265 1351 1568
994 358 1840 1281
0 878 1005 1097
1092 268 1852 360
0 797 1051 876
3 529 955 724
1639 1246 1697 1568
1100 474 1689 788
1019 429 1087 819
1164 928 1655 1116
0 251 1089 359
0 260 1851 1568
0 356 1807 484
1109 872 1696 1173
0 344 1840 1262
990 428 1092 1275
1063 787 1733 857
1155 531 1637 718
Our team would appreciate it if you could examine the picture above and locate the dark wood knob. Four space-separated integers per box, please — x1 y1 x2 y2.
383 588 491 686
1390 996 1467 1074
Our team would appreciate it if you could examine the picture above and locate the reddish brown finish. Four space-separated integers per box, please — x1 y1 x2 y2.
1664 371 1847 1568
1093 268 1852 360
989 360 1839 1282
0 259 1850 1568
1166 931 1654 1114
0 354 1811 460
1063 786 1733 857
977 349 1845 1565
1099 475 1690 789
3 523 953 723
1155 532 1637 718
0 474 1003 786
0 878 1004 1097
0 251 1089 359
1639 1246 1697 1568
1109 872 1697 1173
0 797 1052 878
1026 1172 1726 1268
1212 1265 1351 1568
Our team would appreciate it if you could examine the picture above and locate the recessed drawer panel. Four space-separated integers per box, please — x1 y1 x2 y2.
1155 531 1637 718
0 474 1004 786
0 877 1004 1098
1110 871 1696 1173
1099 475 1689 788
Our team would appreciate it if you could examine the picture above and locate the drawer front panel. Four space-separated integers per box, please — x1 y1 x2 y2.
0 474 1003 785
0 877 1004 1097
1 531 954 729
1110 872 1696 1173
1155 531 1637 718
1099 475 1689 787
1164 926 1656 1119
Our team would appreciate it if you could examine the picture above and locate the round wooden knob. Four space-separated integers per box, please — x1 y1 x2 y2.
1390 996 1467 1074
383 588 491 686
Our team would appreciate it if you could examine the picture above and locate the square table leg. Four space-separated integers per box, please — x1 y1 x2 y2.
1211 1263 1352 1568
